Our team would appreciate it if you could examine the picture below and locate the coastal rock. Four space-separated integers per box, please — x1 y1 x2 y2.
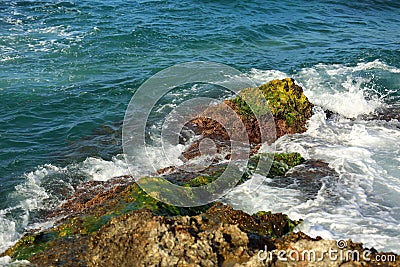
49 175 135 218
182 78 313 160
3 183 398 267
16 205 398 267
265 159 338 200
362 104 400 121
19 203 299 266
45 152 305 227
87 210 254 267
3 151 356 266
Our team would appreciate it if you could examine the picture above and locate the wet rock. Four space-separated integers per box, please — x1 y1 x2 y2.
204 203 301 238
362 104 400 121
250 152 306 178
266 159 338 200
49 175 135 218
271 232 399 267
181 78 314 161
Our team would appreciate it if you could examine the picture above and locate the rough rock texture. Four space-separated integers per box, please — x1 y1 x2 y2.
5 150 396 267
19 208 398 267
182 78 314 160
362 104 400 121
3 162 398 266
3 203 300 266
87 210 252 267
271 232 399 267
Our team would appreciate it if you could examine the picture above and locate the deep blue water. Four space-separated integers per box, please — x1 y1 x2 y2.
0 0 399 254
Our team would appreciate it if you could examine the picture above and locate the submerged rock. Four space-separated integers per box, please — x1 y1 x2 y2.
266 159 339 201
362 104 400 121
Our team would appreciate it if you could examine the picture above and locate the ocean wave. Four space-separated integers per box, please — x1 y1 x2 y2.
248 60 400 118
225 106 400 253
225 63 400 252
0 154 130 254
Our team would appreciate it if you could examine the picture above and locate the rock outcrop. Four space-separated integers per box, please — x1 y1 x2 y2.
3 78 397 267
182 78 313 160
1 152 307 266
7 205 397 267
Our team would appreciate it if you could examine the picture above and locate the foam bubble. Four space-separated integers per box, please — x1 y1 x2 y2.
295 64 384 118
80 155 130 181
247 68 288 84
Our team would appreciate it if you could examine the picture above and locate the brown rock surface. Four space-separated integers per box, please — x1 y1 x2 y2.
28 208 398 267
181 78 314 161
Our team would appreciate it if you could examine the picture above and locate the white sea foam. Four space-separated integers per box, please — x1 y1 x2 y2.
225 61 400 253
0 154 132 255
1 60 399 257
0 164 65 254
247 60 400 118
295 66 383 118
0 216 19 255
247 68 288 84
0 256 30 267
79 155 130 181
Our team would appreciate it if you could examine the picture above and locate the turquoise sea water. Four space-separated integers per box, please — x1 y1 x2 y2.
0 0 399 255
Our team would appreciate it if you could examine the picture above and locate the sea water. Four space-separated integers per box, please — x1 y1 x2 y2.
0 0 399 254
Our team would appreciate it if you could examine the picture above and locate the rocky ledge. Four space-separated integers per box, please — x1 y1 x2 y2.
2 79 398 266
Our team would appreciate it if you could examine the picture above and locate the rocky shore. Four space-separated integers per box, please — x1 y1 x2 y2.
1 79 398 266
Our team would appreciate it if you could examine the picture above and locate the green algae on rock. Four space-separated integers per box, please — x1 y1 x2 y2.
9 204 398 267
268 152 305 177
182 78 313 161
6 203 300 266
1 149 307 263
243 152 305 181
229 78 313 138
1 232 56 261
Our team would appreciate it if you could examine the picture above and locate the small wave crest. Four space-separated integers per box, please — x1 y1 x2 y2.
248 60 399 118
0 154 130 254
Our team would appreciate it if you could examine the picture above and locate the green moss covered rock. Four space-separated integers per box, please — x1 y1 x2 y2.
229 78 313 138
245 152 305 179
